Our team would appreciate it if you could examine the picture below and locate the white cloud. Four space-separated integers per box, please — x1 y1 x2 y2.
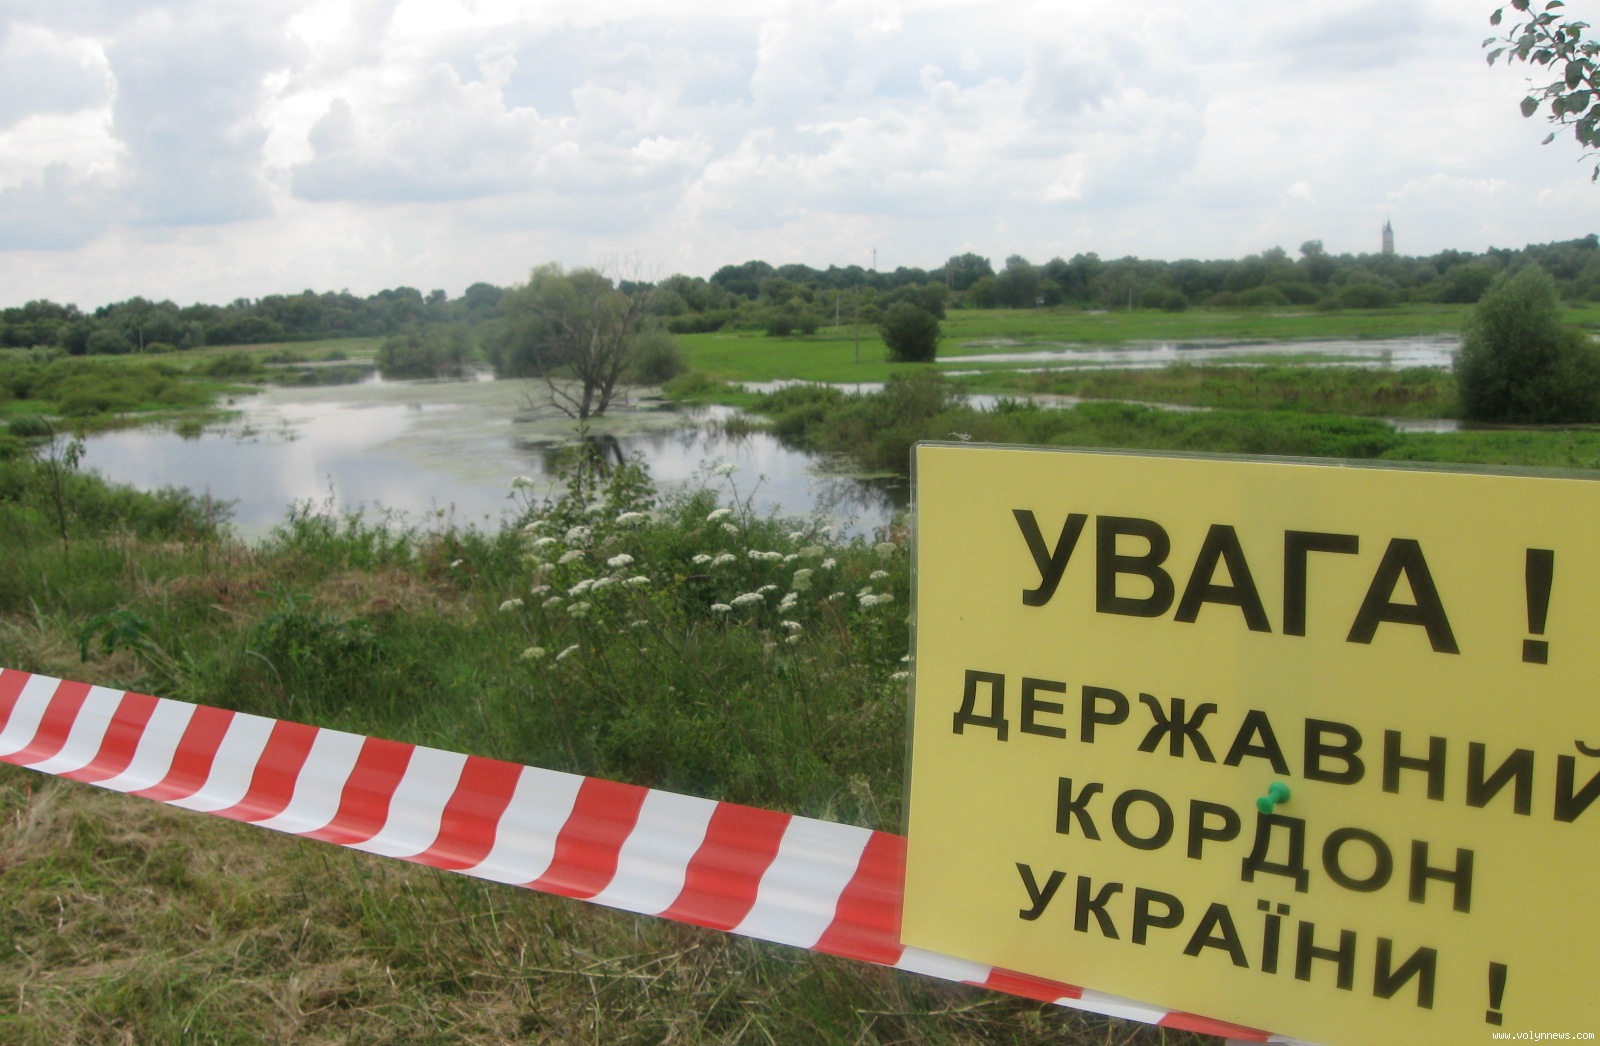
0 0 1595 307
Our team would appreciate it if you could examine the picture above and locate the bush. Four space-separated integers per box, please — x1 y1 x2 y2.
626 328 685 385
878 303 941 363
202 352 262 378
1455 265 1600 423
665 310 730 334
1323 283 1399 310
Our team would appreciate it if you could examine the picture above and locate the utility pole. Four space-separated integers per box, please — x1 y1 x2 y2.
854 285 861 365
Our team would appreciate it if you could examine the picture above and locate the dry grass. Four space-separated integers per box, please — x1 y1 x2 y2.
0 769 1212 1045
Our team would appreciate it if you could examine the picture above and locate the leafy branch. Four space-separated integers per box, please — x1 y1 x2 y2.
1485 0 1600 179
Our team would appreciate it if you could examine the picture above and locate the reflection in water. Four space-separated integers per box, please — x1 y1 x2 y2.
81 384 905 543
80 337 1457 544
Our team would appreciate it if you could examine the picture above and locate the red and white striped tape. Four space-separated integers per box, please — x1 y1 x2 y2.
0 668 1302 1043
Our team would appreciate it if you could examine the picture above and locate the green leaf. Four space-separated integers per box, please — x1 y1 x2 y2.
1488 47 1506 64
1491 7 1504 24
1567 59 1586 86
1547 0 1565 9
1522 95 1542 117
1543 131 1558 143
1513 0 1531 10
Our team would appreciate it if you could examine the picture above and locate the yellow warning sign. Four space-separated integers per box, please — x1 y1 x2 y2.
903 444 1600 1046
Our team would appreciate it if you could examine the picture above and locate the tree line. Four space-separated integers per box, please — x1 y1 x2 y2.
3 236 1598 358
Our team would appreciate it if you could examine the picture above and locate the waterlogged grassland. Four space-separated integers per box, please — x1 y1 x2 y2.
750 372 1600 476
982 364 1459 419
0 449 1214 1045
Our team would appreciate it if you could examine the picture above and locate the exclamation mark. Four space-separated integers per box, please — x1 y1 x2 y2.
1486 961 1508 1025
1524 549 1554 664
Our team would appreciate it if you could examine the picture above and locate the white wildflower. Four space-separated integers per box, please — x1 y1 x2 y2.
564 525 592 545
801 544 826 559
731 591 765 607
498 598 524 612
541 595 563 609
783 553 798 563
829 591 846 601
777 592 799 612
568 579 595 596
520 646 546 662
784 634 801 645
756 584 778 594
711 552 737 567
859 592 894 608
692 553 713 565
781 620 803 633
890 670 910 681
616 511 647 526
531 536 559 549
901 653 912 662
530 584 551 597
534 562 555 576
713 462 739 477
590 576 617 590
791 568 814 591
606 553 634 569
567 601 592 617
710 603 733 614
706 507 734 522
858 586 875 597
819 525 835 538
874 541 897 559
520 553 543 565
510 476 536 491
629 619 650 628
820 557 836 570
870 569 889 580
556 644 580 661
558 549 584 565
449 558 463 568
625 576 651 587
721 522 740 537
788 531 806 542
748 550 783 561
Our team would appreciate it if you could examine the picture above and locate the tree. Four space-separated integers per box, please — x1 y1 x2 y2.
1485 1 1600 178
1455 264 1600 421
493 264 664 420
879 302 941 363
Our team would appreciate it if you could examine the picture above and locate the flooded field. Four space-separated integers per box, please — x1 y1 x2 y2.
80 376 907 541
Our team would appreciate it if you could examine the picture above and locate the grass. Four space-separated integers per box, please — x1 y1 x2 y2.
672 304 1481 386
0 448 1216 1044
979 364 1459 419
9 307 1600 1041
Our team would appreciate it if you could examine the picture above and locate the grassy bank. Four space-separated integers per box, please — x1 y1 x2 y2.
982 364 1458 418
747 371 1600 475
0 446 1210 1045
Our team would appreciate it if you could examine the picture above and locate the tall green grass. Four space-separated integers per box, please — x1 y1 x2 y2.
0 437 1220 1045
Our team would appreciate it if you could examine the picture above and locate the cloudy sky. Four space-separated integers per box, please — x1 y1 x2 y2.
0 0 1596 309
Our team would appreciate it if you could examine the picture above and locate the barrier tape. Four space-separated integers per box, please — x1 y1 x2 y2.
0 669 1302 1043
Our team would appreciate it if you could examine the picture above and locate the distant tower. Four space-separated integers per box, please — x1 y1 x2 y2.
1381 219 1395 256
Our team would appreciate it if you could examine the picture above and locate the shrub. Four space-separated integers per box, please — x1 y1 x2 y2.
1455 265 1600 423
202 352 261 378
878 303 941 363
626 328 685 385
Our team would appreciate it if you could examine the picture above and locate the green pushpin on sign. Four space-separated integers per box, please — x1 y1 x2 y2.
1255 781 1291 815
